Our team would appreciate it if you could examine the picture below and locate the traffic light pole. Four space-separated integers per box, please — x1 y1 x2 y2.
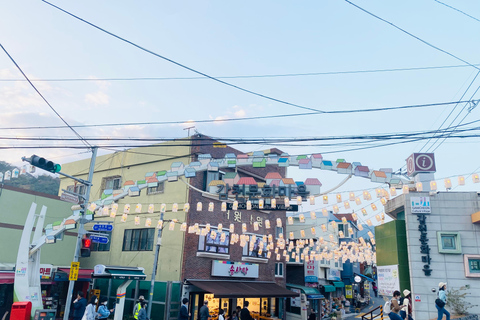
63 147 97 320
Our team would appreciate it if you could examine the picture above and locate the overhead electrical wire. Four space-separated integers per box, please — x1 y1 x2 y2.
1 63 479 83
0 43 92 149
41 0 324 114
344 0 480 71
0 100 476 131
433 0 480 23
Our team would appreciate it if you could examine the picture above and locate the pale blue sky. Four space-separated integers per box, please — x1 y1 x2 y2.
1 0 480 220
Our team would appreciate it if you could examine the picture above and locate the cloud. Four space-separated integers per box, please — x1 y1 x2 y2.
234 109 246 117
85 91 109 106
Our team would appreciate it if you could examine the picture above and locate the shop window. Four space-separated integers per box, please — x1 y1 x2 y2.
91 231 111 252
198 228 230 254
242 234 268 259
122 228 155 251
102 176 122 192
464 254 480 278
275 262 284 277
437 231 462 254
147 182 165 195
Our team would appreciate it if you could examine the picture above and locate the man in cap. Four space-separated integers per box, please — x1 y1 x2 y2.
134 295 145 320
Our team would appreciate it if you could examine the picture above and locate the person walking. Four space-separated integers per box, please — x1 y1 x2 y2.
97 297 114 320
199 301 211 320
218 309 225 320
307 309 316 320
436 282 450 320
134 296 145 320
236 306 242 320
372 282 378 298
400 290 413 320
137 302 147 320
84 296 98 320
387 291 404 320
179 298 190 320
240 301 253 320
72 292 87 320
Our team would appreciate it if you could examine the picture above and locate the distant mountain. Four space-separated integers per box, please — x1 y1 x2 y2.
0 161 60 196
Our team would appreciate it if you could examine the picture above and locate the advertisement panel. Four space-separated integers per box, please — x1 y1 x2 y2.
377 265 400 296
304 259 318 282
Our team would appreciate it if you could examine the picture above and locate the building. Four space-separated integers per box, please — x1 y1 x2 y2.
0 184 78 319
379 191 480 319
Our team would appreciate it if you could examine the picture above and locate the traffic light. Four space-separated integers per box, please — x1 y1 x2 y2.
23 154 61 173
81 237 92 257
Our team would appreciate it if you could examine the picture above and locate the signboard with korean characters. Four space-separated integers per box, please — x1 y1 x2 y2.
327 269 341 281
304 259 318 282
211 260 259 278
377 265 400 296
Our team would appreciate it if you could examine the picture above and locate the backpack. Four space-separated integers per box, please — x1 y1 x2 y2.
383 300 391 313
399 297 405 306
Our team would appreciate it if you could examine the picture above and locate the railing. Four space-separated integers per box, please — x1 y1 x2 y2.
360 305 384 320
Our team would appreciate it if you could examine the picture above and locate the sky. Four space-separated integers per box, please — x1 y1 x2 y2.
1 0 480 225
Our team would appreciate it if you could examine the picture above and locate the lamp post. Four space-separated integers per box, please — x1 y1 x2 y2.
147 211 164 318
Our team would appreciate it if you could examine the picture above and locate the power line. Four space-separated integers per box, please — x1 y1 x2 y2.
41 0 324 114
0 100 476 131
344 0 480 71
1 63 479 82
0 42 92 149
433 0 480 23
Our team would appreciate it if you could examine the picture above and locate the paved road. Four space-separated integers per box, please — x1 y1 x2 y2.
344 288 388 319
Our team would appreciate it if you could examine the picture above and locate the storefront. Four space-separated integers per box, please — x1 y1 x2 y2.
184 280 297 320
53 268 93 318
285 284 324 320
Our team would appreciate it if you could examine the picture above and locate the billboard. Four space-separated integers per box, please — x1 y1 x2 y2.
377 265 400 296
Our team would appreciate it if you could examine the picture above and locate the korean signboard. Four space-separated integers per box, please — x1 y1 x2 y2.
327 269 341 281
304 259 318 283
377 265 400 296
211 260 259 278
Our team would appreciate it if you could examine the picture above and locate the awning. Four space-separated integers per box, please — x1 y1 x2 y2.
333 282 345 288
323 285 336 293
355 273 374 282
286 283 324 299
0 272 14 284
189 280 299 298
58 268 93 279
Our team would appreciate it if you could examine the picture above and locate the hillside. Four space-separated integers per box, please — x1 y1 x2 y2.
0 161 60 196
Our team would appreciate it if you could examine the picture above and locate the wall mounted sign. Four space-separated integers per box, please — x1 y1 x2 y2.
417 215 432 276
406 153 436 176
327 269 341 281
211 260 259 278
377 265 400 296
411 197 431 214
304 259 318 282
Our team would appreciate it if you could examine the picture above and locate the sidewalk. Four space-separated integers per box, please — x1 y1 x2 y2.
343 287 386 319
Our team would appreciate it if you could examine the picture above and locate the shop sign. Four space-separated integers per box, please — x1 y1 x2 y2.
39 264 53 279
327 269 341 281
354 275 361 283
304 259 318 282
411 197 431 214
406 153 436 176
211 260 259 278
226 202 298 211
345 285 353 299
377 265 400 296
290 289 301 307
217 184 309 202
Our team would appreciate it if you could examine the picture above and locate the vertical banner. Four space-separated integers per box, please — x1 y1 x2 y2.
377 265 400 296
345 285 353 299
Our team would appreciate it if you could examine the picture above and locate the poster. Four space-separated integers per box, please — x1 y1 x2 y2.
377 265 400 296
345 285 353 299
290 289 301 307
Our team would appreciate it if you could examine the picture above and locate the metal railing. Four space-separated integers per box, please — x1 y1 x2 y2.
361 305 384 320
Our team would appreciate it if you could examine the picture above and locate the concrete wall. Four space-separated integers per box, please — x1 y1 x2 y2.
0 185 76 266
58 142 191 281
402 192 480 319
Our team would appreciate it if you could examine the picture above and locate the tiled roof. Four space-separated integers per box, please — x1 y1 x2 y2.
299 158 311 164
265 172 282 180
357 166 369 172
225 153 236 158
322 160 333 166
336 162 352 169
270 180 281 187
224 172 238 179
124 180 135 186
146 177 158 183
237 154 249 159
208 180 226 186
305 178 322 186
312 153 323 159
282 178 295 185
238 177 257 185
333 213 355 222
198 154 211 159
278 158 288 163
257 182 265 188
172 162 183 168
373 170 387 178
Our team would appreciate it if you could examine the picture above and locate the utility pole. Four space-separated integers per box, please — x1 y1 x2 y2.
63 147 98 320
147 211 164 318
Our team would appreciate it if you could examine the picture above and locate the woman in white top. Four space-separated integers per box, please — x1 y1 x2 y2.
83 296 98 320
218 309 225 320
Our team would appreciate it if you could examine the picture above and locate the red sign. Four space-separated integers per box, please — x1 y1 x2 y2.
406 153 436 176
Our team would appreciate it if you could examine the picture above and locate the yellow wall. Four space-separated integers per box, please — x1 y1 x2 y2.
58 141 191 281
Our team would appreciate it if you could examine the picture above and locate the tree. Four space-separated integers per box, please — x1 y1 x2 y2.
0 161 60 196
446 285 478 315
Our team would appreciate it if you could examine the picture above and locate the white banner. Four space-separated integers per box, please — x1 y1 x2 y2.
377 265 400 296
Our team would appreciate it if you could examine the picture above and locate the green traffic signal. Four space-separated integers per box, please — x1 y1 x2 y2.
23 154 62 173
54 164 61 173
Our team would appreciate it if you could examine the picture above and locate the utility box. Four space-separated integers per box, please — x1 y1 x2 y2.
33 309 56 320
10 301 32 320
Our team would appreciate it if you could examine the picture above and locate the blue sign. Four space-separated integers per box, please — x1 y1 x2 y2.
93 224 113 232
305 276 318 282
90 235 109 244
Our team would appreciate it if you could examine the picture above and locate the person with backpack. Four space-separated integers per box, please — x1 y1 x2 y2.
436 282 450 320
400 290 413 320
384 291 404 320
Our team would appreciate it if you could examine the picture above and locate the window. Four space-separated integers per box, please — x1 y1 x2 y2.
275 262 284 277
198 229 230 254
66 184 86 195
122 228 155 251
242 234 268 258
91 231 111 252
102 176 122 192
147 182 165 195
437 231 462 254
464 254 480 278
275 226 284 239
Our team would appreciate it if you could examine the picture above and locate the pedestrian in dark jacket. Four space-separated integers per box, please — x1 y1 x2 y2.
137 301 147 320
240 302 253 320
179 298 190 320
73 292 87 320
199 301 211 320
